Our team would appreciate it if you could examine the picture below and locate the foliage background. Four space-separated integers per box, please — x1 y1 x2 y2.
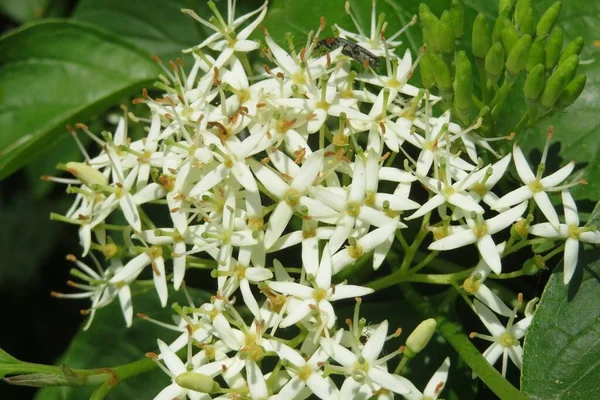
0 0 598 399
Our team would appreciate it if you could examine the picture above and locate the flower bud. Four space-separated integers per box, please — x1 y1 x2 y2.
66 162 108 187
438 11 456 54
175 372 217 393
518 7 535 36
485 42 505 81
539 55 577 108
472 13 491 58
501 20 520 54
419 4 440 52
431 53 453 90
536 1 562 38
544 27 563 70
506 34 532 76
555 74 586 109
420 51 436 89
526 37 545 72
511 217 530 239
522 254 546 275
450 0 465 39
515 0 532 29
559 36 584 65
524 64 545 101
454 51 473 117
405 318 437 357
499 0 516 13
492 7 512 43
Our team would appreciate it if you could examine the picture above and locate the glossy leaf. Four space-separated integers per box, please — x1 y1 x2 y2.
522 251 600 399
0 20 160 180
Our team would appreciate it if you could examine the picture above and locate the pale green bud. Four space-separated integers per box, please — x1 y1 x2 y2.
454 51 473 115
420 51 436 89
405 318 437 357
555 74 586 109
419 4 440 52
175 372 217 393
472 13 491 58
431 53 452 90
485 42 505 80
502 20 520 54
559 36 584 65
66 162 108 187
450 0 465 39
439 11 456 54
524 64 545 101
506 34 532 75
545 27 563 70
536 1 562 38
526 37 545 72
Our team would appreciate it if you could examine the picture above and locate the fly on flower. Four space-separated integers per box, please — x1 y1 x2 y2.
315 37 381 68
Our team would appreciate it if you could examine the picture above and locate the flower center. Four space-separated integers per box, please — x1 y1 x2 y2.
473 223 488 238
297 365 312 381
312 287 328 302
346 201 361 217
238 89 250 104
284 188 301 206
472 183 488 196
364 191 375 206
499 332 519 348
568 224 580 239
528 180 543 193
233 264 246 280
348 242 364 259
463 277 480 294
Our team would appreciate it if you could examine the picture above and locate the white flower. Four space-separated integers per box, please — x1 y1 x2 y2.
321 320 413 396
493 143 575 227
268 246 373 329
471 297 537 377
402 357 450 400
429 202 528 274
529 190 600 284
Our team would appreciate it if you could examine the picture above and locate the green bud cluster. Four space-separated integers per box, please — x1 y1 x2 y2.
417 0 585 134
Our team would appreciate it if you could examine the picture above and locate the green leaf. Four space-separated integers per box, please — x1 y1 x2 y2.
0 0 49 23
522 251 600 399
0 20 160 180
503 1 600 201
33 285 210 400
72 0 264 63
0 348 24 379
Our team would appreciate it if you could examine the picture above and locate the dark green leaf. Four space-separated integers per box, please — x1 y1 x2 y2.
33 286 210 400
0 20 160 180
522 251 600 399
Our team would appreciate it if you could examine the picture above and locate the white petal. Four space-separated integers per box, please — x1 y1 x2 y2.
362 320 387 362
189 164 229 198
292 150 324 192
369 367 411 394
328 215 356 253
119 194 141 232
157 339 185 375
448 192 484 214
153 257 168 307
269 281 314 298
118 285 133 327
172 241 186 290
406 194 445 220
486 201 528 233
280 301 312 327
246 360 269 400
264 202 294 249
302 236 320 276
529 222 567 238
513 144 535 183
249 158 289 198
473 300 504 337
474 284 512 317
493 186 533 210
428 229 477 251
563 238 579 285
316 246 333 288
154 383 184 400
561 190 579 226
533 192 560 227
111 252 152 283
540 161 575 188
423 357 450 398
330 285 374 301
477 235 502 275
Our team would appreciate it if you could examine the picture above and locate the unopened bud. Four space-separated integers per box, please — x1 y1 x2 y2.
420 52 436 89
472 13 491 58
454 51 473 117
485 42 505 81
519 7 535 36
544 27 563 70
506 34 532 75
501 20 520 54
492 7 512 43
524 64 545 101
498 0 516 14
536 1 562 38
555 74 586 109
522 254 546 275
431 53 452 90
515 0 532 32
405 318 437 357
66 162 108 187
175 372 217 393
526 37 545 72
438 11 456 54
559 36 584 65
450 0 465 39
511 218 530 239
540 55 578 108
419 4 440 52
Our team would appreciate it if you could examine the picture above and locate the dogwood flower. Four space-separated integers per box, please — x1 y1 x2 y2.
402 357 450 400
529 190 600 284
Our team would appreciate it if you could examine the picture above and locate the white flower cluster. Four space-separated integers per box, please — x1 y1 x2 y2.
48 0 599 398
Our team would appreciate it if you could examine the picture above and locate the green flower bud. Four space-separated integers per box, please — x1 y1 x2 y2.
536 1 562 38
439 10 456 54
555 74 586 109
175 372 217 393
518 6 535 36
450 0 465 39
515 0 532 27
540 55 577 108
499 0 516 14
526 37 545 72
420 51 436 89
492 7 513 43
419 4 441 52
454 51 473 115
405 318 437 357
545 27 563 70
502 20 520 54
524 64 545 101
506 34 532 75
559 36 584 65
485 42 505 81
472 13 492 58
522 255 546 275
431 53 452 90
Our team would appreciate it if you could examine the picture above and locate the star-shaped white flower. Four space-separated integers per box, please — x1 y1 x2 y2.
529 190 600 284
402 357 450 400
428 202 528 274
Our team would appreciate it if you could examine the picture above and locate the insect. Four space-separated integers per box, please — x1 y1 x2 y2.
314 37 381 69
